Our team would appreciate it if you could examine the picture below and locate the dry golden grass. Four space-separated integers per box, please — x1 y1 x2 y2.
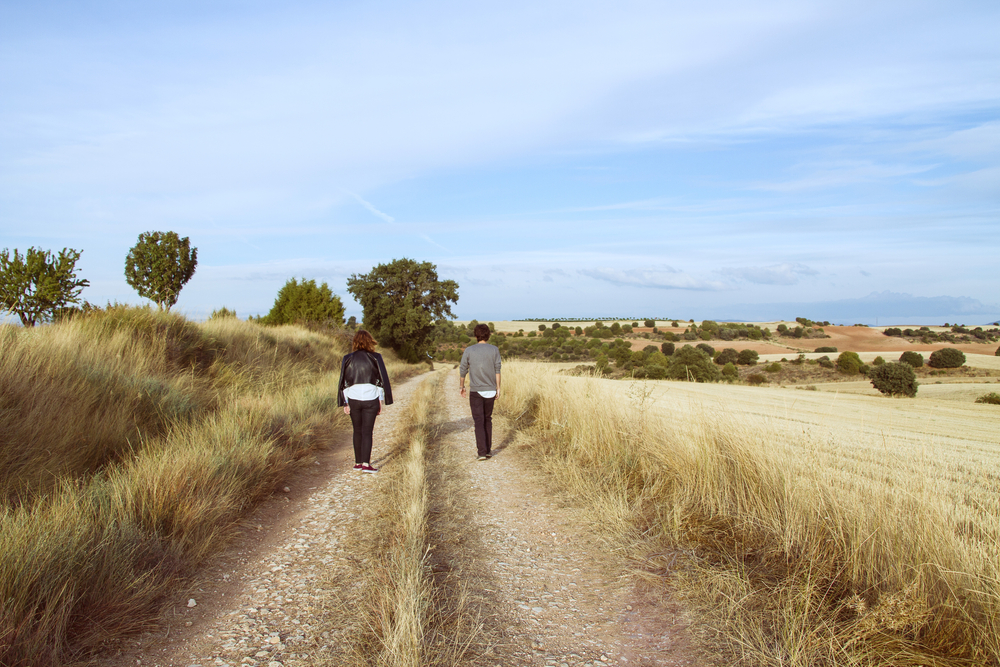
0 306 417 666
497 361 1000 666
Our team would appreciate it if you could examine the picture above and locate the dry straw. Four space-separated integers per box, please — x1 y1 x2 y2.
497 361 1000 666
0 306 421 665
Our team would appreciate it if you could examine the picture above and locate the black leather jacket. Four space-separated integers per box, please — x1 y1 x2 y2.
337 350 393 407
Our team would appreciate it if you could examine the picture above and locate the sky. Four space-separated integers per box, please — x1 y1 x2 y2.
2 0 998 325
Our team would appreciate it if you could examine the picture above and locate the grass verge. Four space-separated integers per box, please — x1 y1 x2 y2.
497 361 1000 667
0 306 417 665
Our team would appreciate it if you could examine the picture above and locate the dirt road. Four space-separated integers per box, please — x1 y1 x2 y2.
97 369 701 667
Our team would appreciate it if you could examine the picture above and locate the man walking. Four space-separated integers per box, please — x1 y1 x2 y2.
459 323 502 460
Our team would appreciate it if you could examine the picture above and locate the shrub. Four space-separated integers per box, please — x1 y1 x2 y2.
817 356 834 369
899 351 924 368
995 345 1000 356
869 362 918 397
836 351 863 375
883 327 902 337
210 306 237 320
872 356 885 366
696 343 715 357
661 342 675 356
815 346 838 353
746 373 767 385
764 362 782 373
668 345 720 382
928 348 966 369
721 362 738 381
715 348 739 366
645 365 667 380
737 349 759 366
643 319 655 328
975 392 1000 405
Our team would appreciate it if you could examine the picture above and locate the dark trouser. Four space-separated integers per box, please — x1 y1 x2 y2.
348 398 380 463
469 392 496 456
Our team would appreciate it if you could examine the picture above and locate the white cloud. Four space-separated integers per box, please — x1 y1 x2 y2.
721 263 819 285
580 267 727 291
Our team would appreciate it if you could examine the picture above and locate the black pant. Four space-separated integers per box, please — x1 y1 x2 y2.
348 398 380 463
469 392 495 456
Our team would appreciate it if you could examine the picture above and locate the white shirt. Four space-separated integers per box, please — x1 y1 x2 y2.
343 383 384 403
476 390 497 399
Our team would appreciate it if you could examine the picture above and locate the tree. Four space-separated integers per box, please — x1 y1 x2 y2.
899 351 923 368
869 362 918 397
661 341 675 356
715 348 739 366
262 278 345 326
644 319 655 328
0 247 89 326
346 258 458 362
124 231 197 310
928 347 965 368
668 345 720 382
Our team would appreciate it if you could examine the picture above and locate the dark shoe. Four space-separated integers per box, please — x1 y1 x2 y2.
361 464 378 473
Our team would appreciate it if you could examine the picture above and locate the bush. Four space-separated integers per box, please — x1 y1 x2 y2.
746 373 767 385
661 342 675 356
721 362 738 381
715 348 739 366
872 356 885 366
836 351 863 375
815 346 838 353
696 343 715 357
645 365 668 380
817 356 834 369
668 345 720 382
975 392 1000 405
883 327 902 337
869 362 918 397
737 349 759 366
643 319 655 328
928 348 966 368
995 345 1000 356
764 362 782 373
210 306 237 320
899 351 924 368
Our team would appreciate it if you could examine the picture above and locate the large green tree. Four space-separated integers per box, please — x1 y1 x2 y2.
0 247 89 326
346 258 458 362
124 231 198 310
262 278 345 326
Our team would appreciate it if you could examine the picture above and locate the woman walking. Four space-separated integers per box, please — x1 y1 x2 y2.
337 329 393 473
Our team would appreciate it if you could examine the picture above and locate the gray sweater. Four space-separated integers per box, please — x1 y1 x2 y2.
459 343 502 392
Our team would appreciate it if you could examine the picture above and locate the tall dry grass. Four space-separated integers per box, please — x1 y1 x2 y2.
497 361 1000 666
0 306 415 666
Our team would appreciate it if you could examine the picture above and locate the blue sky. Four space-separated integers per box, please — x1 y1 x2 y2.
2 0 998 325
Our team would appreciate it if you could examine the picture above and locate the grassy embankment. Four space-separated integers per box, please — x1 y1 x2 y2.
325 370 483 667
498 362 999 666
0 307 417 666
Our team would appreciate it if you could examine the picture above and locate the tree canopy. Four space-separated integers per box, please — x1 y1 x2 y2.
261 278 345 326
124 231 198 311
346 258 458 362
0 247 89 326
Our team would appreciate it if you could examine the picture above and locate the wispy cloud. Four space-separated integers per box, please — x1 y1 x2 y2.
747 161 937 192
580 267 728 291
345 190 395 223
720 263 819 285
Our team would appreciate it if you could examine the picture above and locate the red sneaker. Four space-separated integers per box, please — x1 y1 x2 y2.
353 463 363 471
360 464 378 474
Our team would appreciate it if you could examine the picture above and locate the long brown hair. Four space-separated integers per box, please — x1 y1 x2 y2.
352 329 377 353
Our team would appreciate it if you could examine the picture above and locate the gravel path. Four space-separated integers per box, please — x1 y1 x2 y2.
98 369 702 666
432 369 699 667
